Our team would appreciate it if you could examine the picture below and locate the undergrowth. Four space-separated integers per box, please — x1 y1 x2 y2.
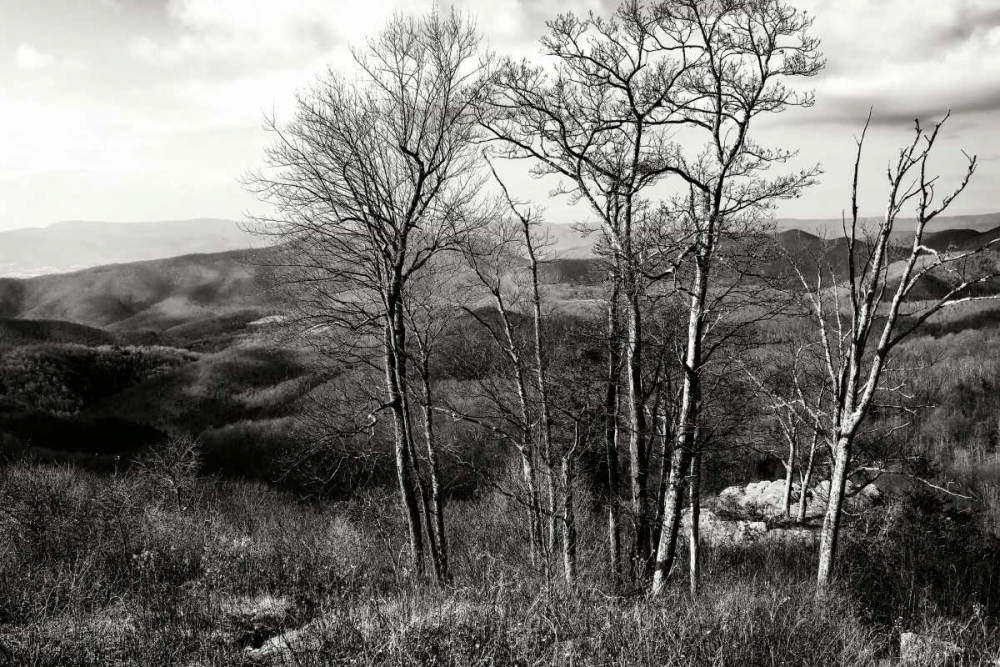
0 457 998 665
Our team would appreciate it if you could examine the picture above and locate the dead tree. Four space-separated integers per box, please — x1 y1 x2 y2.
244 9 489 578
804 112 998 590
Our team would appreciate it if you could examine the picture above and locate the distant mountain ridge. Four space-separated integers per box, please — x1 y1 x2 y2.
0 218 256 278
0 214 997 337
774 212 1000 236
775 223 1000 254
3 214 1000 278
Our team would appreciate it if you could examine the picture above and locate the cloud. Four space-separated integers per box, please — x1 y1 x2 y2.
15 44 54 71
128 0 615 74
795 0 1000 124
129 0 351 72
14 43 90 74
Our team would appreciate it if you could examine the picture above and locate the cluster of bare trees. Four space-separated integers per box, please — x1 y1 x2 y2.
247 0 995 595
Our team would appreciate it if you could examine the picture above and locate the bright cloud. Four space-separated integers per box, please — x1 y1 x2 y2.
15 44 54 71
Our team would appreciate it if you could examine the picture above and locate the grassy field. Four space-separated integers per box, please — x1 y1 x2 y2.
1 454 998 666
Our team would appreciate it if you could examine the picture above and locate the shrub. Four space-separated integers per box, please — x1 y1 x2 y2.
841 489 1000 628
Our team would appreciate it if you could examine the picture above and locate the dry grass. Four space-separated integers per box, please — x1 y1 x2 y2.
1 455 999 666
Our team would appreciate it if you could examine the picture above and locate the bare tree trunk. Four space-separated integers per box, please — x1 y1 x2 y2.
797 431 818 524
417 364 449 581
520 453 544 568
817 435 851 589
782 439 796 519
408 434 441 579
524 221 558 561
546 461 557 561
514 381 544 571
385 310 425 576
650 409 673 555
561 453 578 586
625 290 649 575
605 288 623 580
653 259 706 594
652 444 691 594
688 451 701 596
398 325 438 579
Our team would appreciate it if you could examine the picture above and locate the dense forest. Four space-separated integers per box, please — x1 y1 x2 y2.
3 1 1000 665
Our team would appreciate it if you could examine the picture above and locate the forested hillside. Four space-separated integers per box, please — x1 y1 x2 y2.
0 250 273 333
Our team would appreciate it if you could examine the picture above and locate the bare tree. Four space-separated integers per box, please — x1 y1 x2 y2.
488 160 561 560
480 1 702 575
403 259 468 582
649 0 823 594
801 112 999 590
744 341 828 519
451 214 551 571
244 8 490 578
479 0 821 585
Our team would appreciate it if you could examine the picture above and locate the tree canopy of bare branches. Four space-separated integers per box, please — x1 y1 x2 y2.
244 8 491 579
793 112 995 590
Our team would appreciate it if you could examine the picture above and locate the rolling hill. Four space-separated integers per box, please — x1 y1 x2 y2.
923 225 1000 252
2 214 997 279
0 249 275 334
0 318 118 346
0 219 595 334
0 214 995 337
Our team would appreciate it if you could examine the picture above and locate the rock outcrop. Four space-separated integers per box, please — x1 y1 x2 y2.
718 479 791 515
681 509 815 546
716 477 881 521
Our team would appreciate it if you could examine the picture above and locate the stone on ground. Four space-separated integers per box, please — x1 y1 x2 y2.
682 508 815 546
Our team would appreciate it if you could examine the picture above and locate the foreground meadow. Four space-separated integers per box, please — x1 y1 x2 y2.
1 453 998 666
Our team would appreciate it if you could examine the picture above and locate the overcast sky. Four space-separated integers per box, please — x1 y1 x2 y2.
2 0 999 230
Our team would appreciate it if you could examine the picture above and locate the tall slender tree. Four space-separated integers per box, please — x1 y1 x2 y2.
650 0 823 594
245 8 490 577
481 0 711 576
802 113 997 590
481 1 822 585
454 214 550 570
